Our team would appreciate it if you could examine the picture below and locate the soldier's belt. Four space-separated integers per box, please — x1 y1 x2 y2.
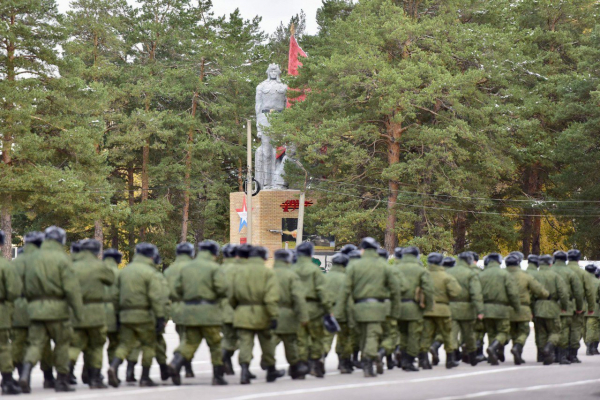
306 298 320 303
355 298 386 304
401 299 416 303
185 299 217 305
31 295 65 301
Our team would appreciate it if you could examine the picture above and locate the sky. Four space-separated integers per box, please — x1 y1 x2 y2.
55 0 322 35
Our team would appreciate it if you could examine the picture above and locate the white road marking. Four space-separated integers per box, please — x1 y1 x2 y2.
42 386 179 400
216 366 543 400
427 378 600 400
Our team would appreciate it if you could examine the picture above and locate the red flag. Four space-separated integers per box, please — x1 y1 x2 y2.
287 34 307 108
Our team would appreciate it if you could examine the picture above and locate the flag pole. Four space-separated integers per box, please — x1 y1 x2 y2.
246 119 253 244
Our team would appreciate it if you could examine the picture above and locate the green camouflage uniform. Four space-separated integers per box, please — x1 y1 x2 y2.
568 261 595 351
323 263 352 359
273 259 308 366
395 255 434 358
584 273 599 344
69 250 115 370
335 249 399 360
1 254 22 373
479 260 520 345
525 263 542 351
421 263 461 353
153 266 170 366
104 257 120 361
293 256 331 362
23 240 84 375
506 266 548 346
552 260 584 349
221 257 240 352
173 252 227 365
229 257 279 366
113 254 165 368
164 254 193 346
535 263 569 347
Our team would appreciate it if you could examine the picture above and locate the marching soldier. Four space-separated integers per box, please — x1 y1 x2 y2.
272 249 309 379
103 249 122 369
583 265 600 355
221 244 239 376
69 239 115 389
526 254 544 361
534 255 569 365
396 247 434 372
164 242 195 378
506 253 548 364
324 253 353 374
344 247 363 370
446 252 484 366
336 238 400 377
566 250 595 363
19 226 84 393
376 249 396 370
168 240 228 386
293 242 331 378
1 230 22 395
552 250 584 364
421 253 462 369
479 253 520 365
107 243 166 388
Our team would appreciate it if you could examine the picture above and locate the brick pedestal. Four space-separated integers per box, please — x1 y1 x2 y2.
230 189 303 258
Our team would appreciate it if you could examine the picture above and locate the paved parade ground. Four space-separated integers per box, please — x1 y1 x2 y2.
19 323 600 400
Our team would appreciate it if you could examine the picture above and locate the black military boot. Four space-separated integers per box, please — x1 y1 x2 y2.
418 352 431 370
18 363 33 394
352 351 362 369
291 362 308 380
558 348 571 365
308 359 317 376
537 347 544 362
82 364 89 384
469 351 479 366
446 351 458 369
475 340 487 363
13 364 22 379
386 354 396 370
586 343 593 356
222 349 235 375
554 347 560 364
497 343 505 362
139 367 157 387
511 343 524 365
429 341 441 366
594 342 600 355
240 363 251 385
168 352 186 386
461 351 470 364
55 373 76 392
570 348 582 363
159 363 170 381
362 358 376 378
68 362 77 385
266 365 285 383
542 342 555 365
402 353 419 372
315 359 325 378
125 360 137 383
454 349 461 363
340 358 353 374
376 348 386 375
88 368 108 389
1 372 22 395
185 360 195 378
42 368 56 389
211 365 228 386
487 340 501 366
107 357 123 388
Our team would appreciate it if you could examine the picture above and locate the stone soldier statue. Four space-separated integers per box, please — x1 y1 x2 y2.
255 63 288 190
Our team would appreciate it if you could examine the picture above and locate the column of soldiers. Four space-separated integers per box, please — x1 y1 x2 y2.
3 228 600 396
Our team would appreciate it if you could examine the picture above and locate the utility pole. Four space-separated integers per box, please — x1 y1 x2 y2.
295 161 308 247
246 120 253 244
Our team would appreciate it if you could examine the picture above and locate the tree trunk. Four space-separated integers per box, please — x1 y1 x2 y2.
453 211 467 254
94 220 103 257
111 222 119 250
128 164 135 259
532 215 541 255
140 141 149 240
521 164 542 256
1 200 12 259
384 116 403 254
2 34 15 259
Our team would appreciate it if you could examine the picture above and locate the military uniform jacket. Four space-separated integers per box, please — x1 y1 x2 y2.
395 255 434 321
0 256 21 329
164 254 192 325
336 250 400 323
526 264 539 280
534 265 569 318
274 261 309 334
73 250 115 328
293 256 331 320
506 266 549 322
11 244 37 328
479 262 520 319
117 255 165 324
24 240 84 322
221 259 239 324
584 273 599 318
103 258 120 333
324 264 350 323
173 252 226 327
553 261 584 316
569 262 595 313
229 257 279 330
424 264 461 318
447 260 484 320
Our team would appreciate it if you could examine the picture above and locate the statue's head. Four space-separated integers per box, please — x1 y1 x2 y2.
266 64 282 82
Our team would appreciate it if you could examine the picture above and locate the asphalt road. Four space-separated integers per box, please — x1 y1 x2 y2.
20 322 600 400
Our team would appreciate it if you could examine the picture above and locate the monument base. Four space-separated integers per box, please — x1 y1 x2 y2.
230 189 304 258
